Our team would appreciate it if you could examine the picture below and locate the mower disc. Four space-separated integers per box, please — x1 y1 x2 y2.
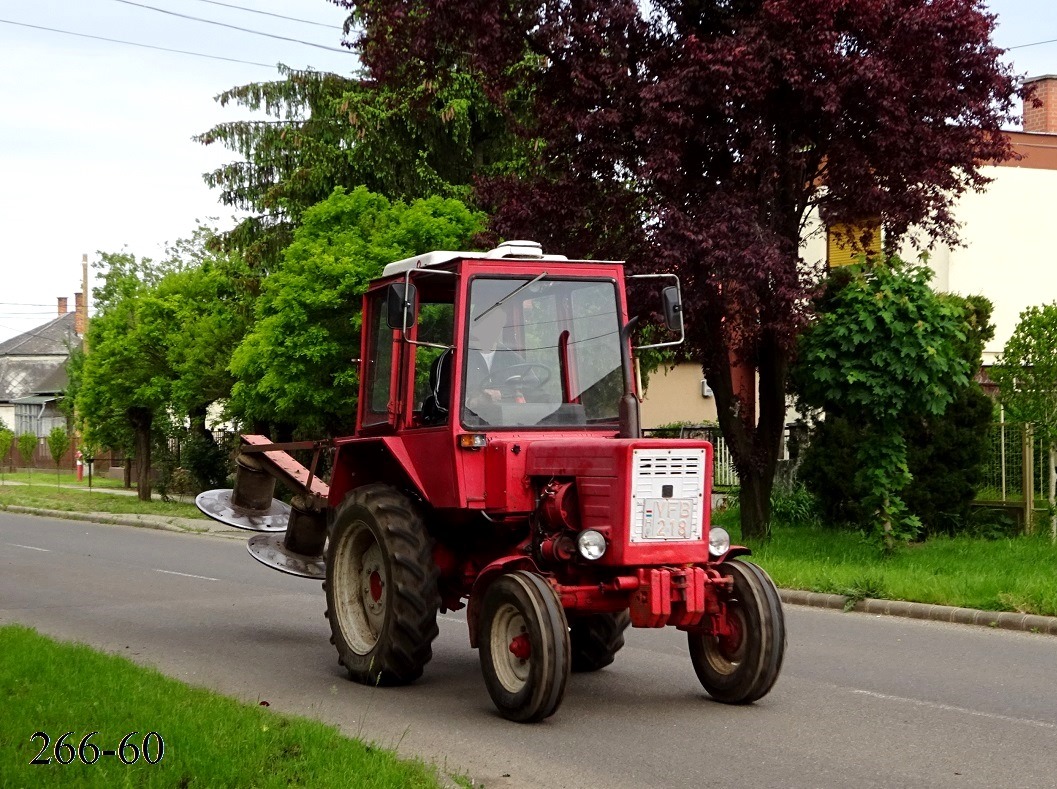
195 489 290 532
246 532 325 579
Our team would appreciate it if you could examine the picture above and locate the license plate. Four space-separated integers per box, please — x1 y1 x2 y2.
641 498 695 540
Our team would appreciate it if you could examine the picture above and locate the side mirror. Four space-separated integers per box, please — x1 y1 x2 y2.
386 282 417 330
661 285 682 333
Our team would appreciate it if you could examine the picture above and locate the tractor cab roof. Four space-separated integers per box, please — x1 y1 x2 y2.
381 240 585 278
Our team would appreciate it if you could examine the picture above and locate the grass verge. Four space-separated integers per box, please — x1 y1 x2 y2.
0 624 445 788
714 507 1057 617
0 484 205 520
0 470 126 489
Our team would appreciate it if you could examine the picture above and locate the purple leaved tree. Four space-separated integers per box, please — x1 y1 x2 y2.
334 0 1022 538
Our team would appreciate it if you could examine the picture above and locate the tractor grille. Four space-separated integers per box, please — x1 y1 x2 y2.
633 451 705 477
629 448 707 543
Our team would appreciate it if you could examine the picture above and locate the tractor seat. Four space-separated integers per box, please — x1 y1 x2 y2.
421 348 452 425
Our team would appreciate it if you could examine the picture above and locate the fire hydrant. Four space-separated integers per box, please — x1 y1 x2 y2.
76 450 84 482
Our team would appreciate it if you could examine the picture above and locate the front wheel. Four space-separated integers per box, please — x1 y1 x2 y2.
688 559 785 704
479 571 571 722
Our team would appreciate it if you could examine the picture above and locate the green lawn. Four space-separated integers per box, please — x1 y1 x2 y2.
0 625 451 788
0 469 127 489
0 483 206 520
715 507 1057 617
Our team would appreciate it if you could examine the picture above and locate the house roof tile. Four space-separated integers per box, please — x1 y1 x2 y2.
0 313 80 403
0 313 79 356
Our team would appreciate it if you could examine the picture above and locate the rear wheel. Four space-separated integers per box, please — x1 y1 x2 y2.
479 571 571 722
324 484 440 686
688 560 785 703
569 611 631 672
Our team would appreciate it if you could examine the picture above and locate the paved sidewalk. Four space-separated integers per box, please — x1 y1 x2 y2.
4 502 1056 637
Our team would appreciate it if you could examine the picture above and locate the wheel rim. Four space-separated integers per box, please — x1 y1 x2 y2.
490 602 530 692
334 519 387 654
704 602 748 675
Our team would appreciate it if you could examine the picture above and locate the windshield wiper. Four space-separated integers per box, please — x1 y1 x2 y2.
474 272 548 321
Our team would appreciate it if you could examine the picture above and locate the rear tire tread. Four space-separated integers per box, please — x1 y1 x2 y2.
325 483 440 687
569 611 631 672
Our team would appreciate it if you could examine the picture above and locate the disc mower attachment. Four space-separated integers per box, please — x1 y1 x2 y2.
195 455 290 532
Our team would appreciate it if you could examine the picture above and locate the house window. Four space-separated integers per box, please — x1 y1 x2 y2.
14 403 36 436
827 220 882 268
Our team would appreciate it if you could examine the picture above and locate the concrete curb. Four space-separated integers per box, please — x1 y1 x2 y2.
0 504 244 540
5 504 1056 636
779 589 1057 636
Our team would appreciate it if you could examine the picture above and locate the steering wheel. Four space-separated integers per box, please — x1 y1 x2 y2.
482 362 552 395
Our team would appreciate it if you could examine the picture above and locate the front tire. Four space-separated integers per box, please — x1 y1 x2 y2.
479 571 571 722
688 559 785 704
324 484 440 686
569 611 631 672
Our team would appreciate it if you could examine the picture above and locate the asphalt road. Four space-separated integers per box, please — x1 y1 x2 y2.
3 511 1056 789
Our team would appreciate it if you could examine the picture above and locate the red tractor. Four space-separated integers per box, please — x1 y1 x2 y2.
197 240 785 722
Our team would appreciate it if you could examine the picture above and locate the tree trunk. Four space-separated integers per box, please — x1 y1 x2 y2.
127 406 153 502
189 405 211 440
708 330 789 541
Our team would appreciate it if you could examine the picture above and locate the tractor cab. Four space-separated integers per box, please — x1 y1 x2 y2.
360 240 631 435
334 240 681 515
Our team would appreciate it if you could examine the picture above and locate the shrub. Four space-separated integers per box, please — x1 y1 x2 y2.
769 485 822 527
796 285 995 541
181 432 231 492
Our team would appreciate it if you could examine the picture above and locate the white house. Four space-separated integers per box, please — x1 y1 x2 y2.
0 296 83 436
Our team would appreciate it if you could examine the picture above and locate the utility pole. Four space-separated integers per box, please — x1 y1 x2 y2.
80 253 89 351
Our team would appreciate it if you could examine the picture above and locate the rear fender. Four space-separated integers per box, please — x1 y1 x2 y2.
328 438 427 510
466 555 540 648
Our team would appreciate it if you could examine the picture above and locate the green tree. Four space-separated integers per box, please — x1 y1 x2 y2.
793 258 970 549
17 432 37 480
157 227 258 441
77 252 176 501
800 295 995 538
74 233 257 500
991 302 1057 542
0 427 13 482
329 0 1021 540
47 426 70 490
230 186 485 436
197 67 520 268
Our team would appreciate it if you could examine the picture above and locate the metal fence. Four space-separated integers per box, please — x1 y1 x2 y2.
978 422 1055 534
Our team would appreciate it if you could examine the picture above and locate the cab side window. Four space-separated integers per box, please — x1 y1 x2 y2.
413 302 455 423
363 292 394 426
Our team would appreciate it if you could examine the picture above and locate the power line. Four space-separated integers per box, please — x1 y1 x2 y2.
184 0 340 30
1008 38 1057 51
0 18 278 68
109 0 353 55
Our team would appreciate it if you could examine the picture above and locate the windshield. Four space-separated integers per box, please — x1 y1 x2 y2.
461 277 623 428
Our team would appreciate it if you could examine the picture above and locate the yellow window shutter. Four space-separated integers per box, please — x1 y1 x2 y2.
827 220 882 268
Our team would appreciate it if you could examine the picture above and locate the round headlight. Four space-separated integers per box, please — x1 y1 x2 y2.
708 527 730 557
577 530 607 560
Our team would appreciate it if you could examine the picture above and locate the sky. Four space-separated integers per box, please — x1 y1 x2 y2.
1 0 1055 344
